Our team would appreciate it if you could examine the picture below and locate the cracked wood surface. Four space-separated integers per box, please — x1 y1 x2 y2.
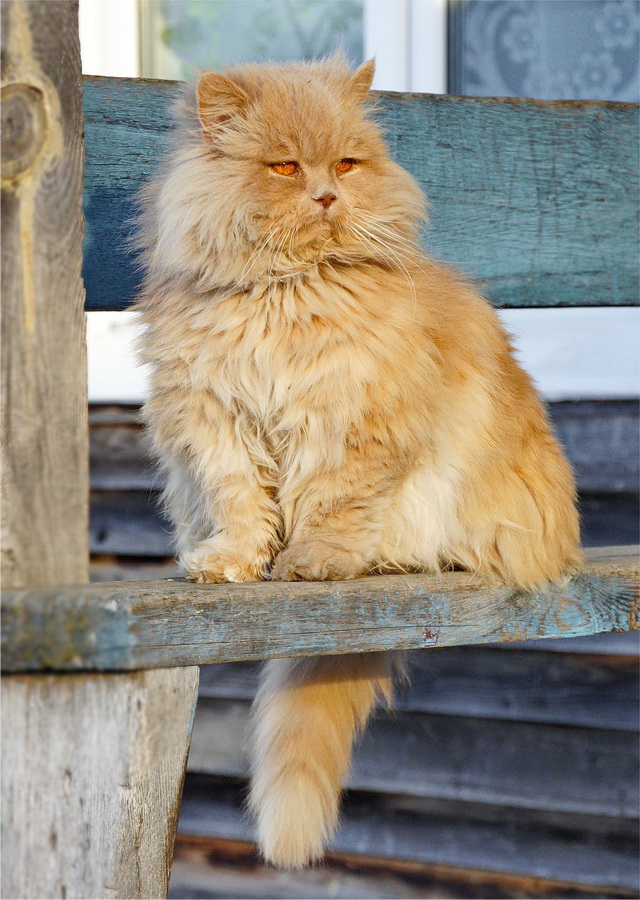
2 547 637 674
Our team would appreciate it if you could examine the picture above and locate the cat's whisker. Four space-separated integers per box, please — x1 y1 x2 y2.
349 223 418 315
352 215 422 256
239 227 279 284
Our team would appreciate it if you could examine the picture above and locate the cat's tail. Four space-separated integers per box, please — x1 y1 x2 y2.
248 652 397 868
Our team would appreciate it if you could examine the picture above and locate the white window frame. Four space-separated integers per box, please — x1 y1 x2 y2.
364 0 447 92
79 0 448 90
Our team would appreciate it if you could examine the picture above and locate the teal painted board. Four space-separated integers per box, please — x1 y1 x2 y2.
2 547 637 673
82 76 639 311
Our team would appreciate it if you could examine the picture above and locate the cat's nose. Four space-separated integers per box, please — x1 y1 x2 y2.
313 192 337 210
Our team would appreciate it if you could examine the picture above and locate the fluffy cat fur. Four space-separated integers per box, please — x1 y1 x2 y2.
135 56 581 869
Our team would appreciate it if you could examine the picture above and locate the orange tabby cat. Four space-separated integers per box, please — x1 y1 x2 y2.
136 56 581 868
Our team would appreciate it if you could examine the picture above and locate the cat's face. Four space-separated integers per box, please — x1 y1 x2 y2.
192 58 425 279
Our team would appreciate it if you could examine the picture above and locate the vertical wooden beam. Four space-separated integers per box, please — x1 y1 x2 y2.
1 0 87 587
1 5 199 896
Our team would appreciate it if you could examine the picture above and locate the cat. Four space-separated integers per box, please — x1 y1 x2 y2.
135 56 581 869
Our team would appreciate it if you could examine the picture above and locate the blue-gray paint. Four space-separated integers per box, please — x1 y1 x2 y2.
82 77 639 311
2 554 637 673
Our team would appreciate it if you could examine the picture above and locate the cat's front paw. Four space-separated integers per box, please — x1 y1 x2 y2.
183 537 269 584
271 541 369 582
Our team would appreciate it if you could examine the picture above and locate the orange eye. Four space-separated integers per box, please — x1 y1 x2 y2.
270 161 298 176
336 158 356 174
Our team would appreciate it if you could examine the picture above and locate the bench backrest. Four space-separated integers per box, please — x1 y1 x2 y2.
82 76 639 313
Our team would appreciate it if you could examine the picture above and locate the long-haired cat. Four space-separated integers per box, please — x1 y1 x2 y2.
135 56 581 868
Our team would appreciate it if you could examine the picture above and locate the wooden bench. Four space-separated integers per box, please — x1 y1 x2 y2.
1 4 638 898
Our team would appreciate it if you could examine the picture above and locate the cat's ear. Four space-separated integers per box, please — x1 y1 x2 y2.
196 72 249 139
349 59 375 101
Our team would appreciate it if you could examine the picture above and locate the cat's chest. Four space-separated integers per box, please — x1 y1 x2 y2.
189 285 373 424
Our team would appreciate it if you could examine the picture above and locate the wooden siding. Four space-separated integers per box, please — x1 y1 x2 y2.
82 77 639 311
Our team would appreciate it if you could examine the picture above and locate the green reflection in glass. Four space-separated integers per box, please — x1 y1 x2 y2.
142 0 364 79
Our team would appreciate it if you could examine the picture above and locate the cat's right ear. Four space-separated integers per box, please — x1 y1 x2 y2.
349 59 375 101
196 72 249 140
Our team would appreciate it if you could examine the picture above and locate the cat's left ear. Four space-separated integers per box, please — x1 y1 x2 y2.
349 59 375 101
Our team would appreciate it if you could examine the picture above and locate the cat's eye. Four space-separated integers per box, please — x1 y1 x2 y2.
336 158 356 174
270 161 298 176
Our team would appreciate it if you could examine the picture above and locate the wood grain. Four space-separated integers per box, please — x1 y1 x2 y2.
81 76 639 311
2 547 638 673
1 667 199 900
1 0 88 588
0 8 199 899
186 698 639 818
170 825 639 899
174 779 639 895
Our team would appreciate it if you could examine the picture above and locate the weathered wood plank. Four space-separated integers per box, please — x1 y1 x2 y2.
1 0 88 587
82 77 639 311
197 646 640 731
186 700 639 818
0 8 199 899
170 831 638 900
2 547 638 673
174 778 639 894
1 667 199 900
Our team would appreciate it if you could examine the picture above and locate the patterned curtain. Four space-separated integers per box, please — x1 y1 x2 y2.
448 0 640 101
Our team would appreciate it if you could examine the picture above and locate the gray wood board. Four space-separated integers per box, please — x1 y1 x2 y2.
82 77 639 311
1 0 88 588
175 777 639 892
2 547 638 672
186 698 639 818
91 490 640 557
196 645 639 731
2 668 199 900
88 401 640 494
169 832 638 900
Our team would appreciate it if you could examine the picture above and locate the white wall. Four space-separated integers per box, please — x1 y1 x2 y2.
79 0 139 78
87 308 640 404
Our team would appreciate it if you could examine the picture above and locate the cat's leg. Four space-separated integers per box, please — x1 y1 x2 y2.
456 442 582 589
272 440 410 582
145 388 281 583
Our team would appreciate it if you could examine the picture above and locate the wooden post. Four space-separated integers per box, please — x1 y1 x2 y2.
1 4 199 897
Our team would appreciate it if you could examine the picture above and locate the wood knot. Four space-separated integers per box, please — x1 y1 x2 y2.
1 82 47 181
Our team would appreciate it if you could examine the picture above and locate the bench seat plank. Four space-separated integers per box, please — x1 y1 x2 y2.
82 76 639 312
2 547 637 674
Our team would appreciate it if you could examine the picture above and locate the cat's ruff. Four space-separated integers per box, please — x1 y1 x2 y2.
135 56 581 869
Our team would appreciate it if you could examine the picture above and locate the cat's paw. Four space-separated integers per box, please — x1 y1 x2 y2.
271 541 369 582
183 537 268 584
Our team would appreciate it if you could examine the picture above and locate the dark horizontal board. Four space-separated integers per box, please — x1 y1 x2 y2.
88 489 639 557
175 777 639 892
90 490 172 556
501 630 640 655
197 646 639 731
82 77 639 311
550 401 640 495
2 547 637 672
170 832 639 900
186 699 639 818
88 402 640 495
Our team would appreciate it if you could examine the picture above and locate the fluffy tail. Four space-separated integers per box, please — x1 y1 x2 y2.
248 652 397 868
